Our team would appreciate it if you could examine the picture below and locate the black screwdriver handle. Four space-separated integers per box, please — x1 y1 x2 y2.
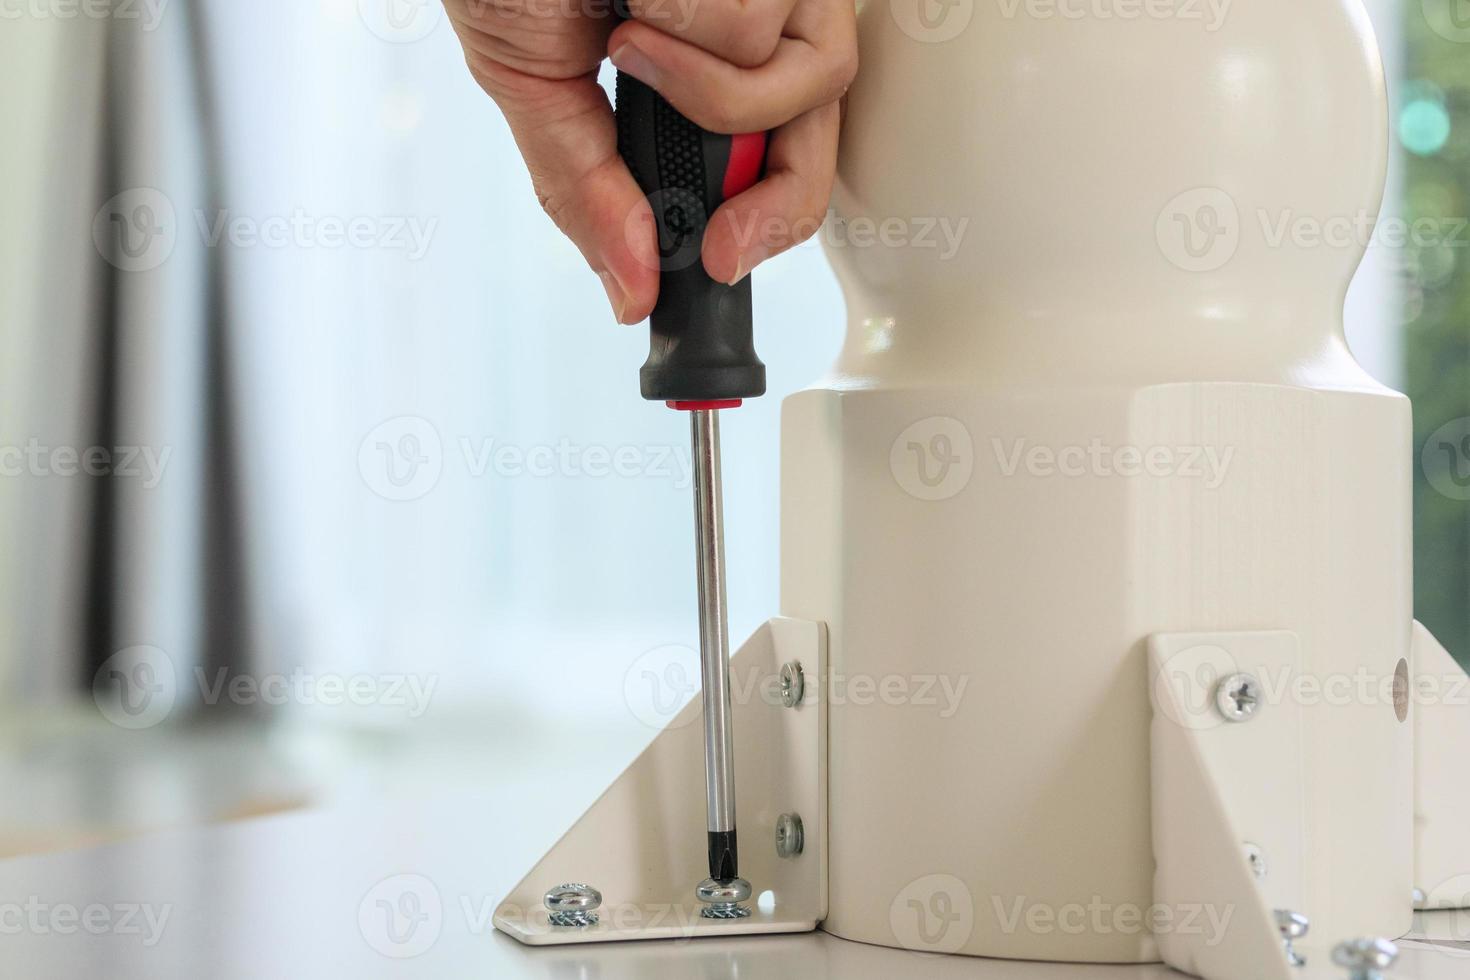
614 71 769 406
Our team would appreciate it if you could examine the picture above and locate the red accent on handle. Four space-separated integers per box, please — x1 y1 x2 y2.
668 399 743 412
722 132 768 200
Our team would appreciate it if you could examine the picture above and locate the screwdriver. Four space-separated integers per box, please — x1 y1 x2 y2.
614 61 769 918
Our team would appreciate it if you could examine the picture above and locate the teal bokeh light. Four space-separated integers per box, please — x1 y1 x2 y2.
1400 99 1452 157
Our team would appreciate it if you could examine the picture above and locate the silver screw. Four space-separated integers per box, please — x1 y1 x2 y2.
1216 673 1261 722
1275 910 1309 967
697 877 752 919
776 812 805 858
780 661 805 708
1332 938 1399 980
544 883 601 927
1245 843 1268 881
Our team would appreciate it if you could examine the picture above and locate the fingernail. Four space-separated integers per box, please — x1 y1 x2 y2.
599 270 629 323
610 43 660 89
727 245 770 285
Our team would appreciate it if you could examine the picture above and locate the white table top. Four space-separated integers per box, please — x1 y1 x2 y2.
0 791 1464 980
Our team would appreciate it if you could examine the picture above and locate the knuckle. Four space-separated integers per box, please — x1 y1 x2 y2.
725 28 782 69
531 178 576 235
830 45 859 95
702 91 746 133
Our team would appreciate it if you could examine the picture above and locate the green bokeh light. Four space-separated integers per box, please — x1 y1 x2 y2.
1400 99 1452 157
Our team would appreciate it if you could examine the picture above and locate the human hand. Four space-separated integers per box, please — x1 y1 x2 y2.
445 0 857 322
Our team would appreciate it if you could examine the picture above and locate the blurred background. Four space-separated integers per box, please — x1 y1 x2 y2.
0 0 1463 859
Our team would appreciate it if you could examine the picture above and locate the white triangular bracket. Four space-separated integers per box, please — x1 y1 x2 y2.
1412 621 1470 914
494 616 828 945
1149 631 1304 980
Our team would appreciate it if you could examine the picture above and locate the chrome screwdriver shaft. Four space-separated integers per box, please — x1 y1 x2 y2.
690 408 749 916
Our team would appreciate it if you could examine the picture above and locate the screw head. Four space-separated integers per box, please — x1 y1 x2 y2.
1245 843 1268 881
544 883 601 926
1275 909 1309 940
1216 673 1261 722
776 812 805 858
1332 938 1399 973
780 661 805 708
697 877 753 919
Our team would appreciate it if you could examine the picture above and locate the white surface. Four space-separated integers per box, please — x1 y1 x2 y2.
494 617 827 944
1149 632 1305 980
782 0 1413 963
0 797 1465 980
1413 622 1470 909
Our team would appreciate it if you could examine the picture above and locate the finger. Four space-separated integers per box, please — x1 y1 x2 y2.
700 100 839 285
620 0 798 68
608 14 856 134
460 51 660 323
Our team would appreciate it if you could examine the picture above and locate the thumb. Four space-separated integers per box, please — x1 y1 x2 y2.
468 58 659 324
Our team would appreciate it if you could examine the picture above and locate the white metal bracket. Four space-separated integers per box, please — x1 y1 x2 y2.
494 616 828 945
1149 631 1305 980
1412 620 1470 914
